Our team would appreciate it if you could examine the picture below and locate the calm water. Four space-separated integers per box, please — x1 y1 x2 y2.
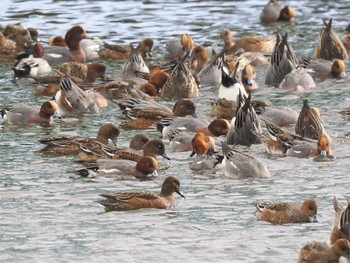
1 0 350 262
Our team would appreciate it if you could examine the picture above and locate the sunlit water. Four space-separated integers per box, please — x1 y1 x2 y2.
1 0 350 262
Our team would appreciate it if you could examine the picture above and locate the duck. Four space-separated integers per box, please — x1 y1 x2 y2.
265 32 299 87
260 0 295 24
220 28 276 53
226 93 262 146
128 134 150 150
12 42 52 78
1 100 61 126
329 197 350 245
299 239 350 263
256 198 318 224
75 156 158 180
98 176 184 212
241 64 258 94
121 98 197 129
0 31 20 62
165 33 195 60
295 100 324 140
160 54 199 99
220 141 270 178
53 76 100 116
301 58 346 80
2 23 35 46
99 38 153 60
313 18 348 61
342 23 350 53
278 65 316 92
211 98 236 120
119 43 150 79
37 123 120 155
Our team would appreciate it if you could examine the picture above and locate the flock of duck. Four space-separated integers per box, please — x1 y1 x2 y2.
1 0 350 261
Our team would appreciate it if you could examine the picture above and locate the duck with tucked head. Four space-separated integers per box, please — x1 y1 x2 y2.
260 0 295 24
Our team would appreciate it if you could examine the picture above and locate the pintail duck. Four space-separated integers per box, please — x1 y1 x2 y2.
165 33 195 60
226 93 262 146
98 176 184 212
220 141 270 178
314 18 348 61
220 28 276 53
299 239 350 263
75 156 158 180
301 58 346 80
265 32 299 86
1 100 61 126
119 43 150 79
256 198 318 224
160 54 199 99
260 0 295 24
99 38 153 60
37 123 120 155
330 197 350 245
54 76 100 116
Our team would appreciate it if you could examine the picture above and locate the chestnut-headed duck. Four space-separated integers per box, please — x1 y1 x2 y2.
1 100 60 126
54 76 100 116
313 18 348 61
295 100 324 140
241 64 258 94
260 0 295 24
12 42 52 78
37 123 120 155
129 134 150 150
121 98 197 129
211 98 236 120
165 33 195 60
98 176 184 212
256 198 318 224
220 141 270 178
119 44 150 79
330 197 350 245
220 28 276 53
299 239 350 263
218 62 248 104
99 38 153 60
265 32 299 86
43 25 87 64
160 55 199 99
226 93 262 146
302 58 346 80
75 156 158 180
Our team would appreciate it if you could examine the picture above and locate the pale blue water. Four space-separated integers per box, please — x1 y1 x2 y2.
1 1 350 262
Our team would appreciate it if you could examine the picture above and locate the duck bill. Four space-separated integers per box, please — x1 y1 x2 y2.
319 150 327 157
176 190 185 198
191 112 198 118
111 138 118 146
309 215 318 223
340 71 346 78
54 111 62 119
147 51 153 58
190 150 196 157
245 78 253 86
161 152 171 160
148 170 158 178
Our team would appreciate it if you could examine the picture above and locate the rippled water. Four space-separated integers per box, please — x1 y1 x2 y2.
1 0 350 262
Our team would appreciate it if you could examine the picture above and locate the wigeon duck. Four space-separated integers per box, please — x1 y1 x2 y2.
43 25 87 64
121 98 197 129
226 93 262 146
75 156 158 180
265 32 299 86
278 65 316 92
241 64 258 94
1 100 60 125
48 35 67 47
27 27 39 42
119 44 150 79
299 239 350 263
98 176 184 212
129 134 150 150
301 58 346 80
37 123 120 155
12 42 52 78
295 100 324 140
220 28 276 53
330 197 350 245
256 198 318 224
220 141 270 178
160 55 199 99
54 76 100 116
99 38 153 60
218 62 248 104
260 0 295 24
165 33 195 60
313 18 348 61
211 98 236 120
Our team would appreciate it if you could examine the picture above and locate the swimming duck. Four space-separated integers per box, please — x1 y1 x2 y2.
128 134 150 150
165 33 195 60
98 176 184 212
342 23 350 53
211 98 236 120
329 197 350 245
278 65 316 92
256 198 318 224
301 58 346 80
119 43 150 79
241 64 258 94
75 156 158 180
313 18 348 61
260 0 295 24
